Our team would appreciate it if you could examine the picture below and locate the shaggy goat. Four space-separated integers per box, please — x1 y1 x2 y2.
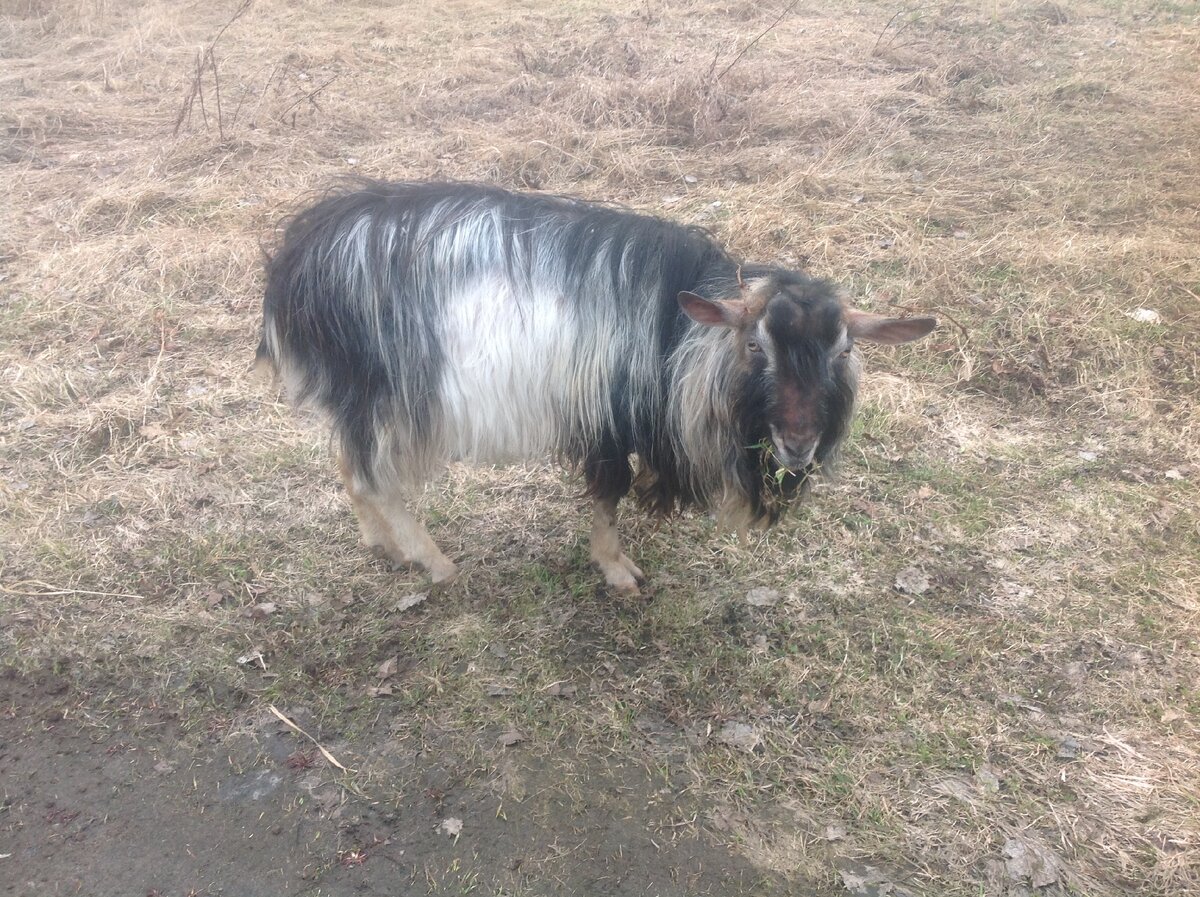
258 181 935 592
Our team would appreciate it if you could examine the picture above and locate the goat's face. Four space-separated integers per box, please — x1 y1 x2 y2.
679 277 936 471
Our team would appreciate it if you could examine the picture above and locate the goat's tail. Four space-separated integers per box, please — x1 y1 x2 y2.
251 333 276 379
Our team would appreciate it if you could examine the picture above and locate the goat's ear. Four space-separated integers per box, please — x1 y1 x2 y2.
846 311 937 344
678 291 745 327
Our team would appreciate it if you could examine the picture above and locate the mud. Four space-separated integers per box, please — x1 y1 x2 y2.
0 671 779 897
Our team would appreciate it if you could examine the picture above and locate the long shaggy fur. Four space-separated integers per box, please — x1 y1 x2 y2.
259 181 855 525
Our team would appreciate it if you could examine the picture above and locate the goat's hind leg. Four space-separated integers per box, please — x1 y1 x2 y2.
338 455 391 557
338 456 458 585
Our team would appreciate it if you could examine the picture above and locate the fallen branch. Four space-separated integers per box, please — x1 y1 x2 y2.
268 704 353 773
0 580 147 601
717 0 801 81
171 0 254 137
871 5 931 57
276 74 339 121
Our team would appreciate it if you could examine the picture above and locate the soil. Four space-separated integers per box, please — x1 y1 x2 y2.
0 670 777 897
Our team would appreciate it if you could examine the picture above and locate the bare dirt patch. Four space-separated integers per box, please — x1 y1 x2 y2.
2 670 772 896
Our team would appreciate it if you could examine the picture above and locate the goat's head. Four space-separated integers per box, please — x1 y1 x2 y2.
678 273 936 472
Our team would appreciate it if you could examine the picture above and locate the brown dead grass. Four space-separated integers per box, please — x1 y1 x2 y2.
3 0 1200 894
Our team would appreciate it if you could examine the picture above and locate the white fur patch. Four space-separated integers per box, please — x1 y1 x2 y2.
437 280 572 462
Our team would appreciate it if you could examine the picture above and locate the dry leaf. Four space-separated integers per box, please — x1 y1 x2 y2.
715 721 760 753
377 656 399 680
244 602 276 619
366 684 394 698
1125 308 1161 324
236 650 265 668
487 684 516 698
497 728 526 747
1003 837 1060 889
394 592 428 612
894 567 930 596
835 858 911 896
745 587 780 608
552 607 578 626
545 682 577 698
438 817 463 838
823 823 847 841
850 498 878 518
975 765 1001 793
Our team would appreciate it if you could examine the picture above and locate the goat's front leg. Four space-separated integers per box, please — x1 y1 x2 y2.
590 496 644 594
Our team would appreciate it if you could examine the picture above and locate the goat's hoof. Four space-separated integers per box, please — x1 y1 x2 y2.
429 559 459 586
596 560 640 595
618 553 645 584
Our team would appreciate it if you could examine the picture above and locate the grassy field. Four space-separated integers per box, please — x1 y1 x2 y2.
2 0 1199 894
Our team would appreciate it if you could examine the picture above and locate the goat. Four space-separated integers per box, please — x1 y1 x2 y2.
257 181 935 592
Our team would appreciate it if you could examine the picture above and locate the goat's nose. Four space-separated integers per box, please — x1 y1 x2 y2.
778 435 818 469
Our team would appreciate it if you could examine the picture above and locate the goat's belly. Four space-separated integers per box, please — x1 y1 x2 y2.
438 372 561 463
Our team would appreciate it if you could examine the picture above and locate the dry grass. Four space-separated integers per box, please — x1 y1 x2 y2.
2 0 1200 893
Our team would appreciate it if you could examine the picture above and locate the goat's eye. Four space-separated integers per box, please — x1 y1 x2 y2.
747 339 762 353
839 345 853 358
